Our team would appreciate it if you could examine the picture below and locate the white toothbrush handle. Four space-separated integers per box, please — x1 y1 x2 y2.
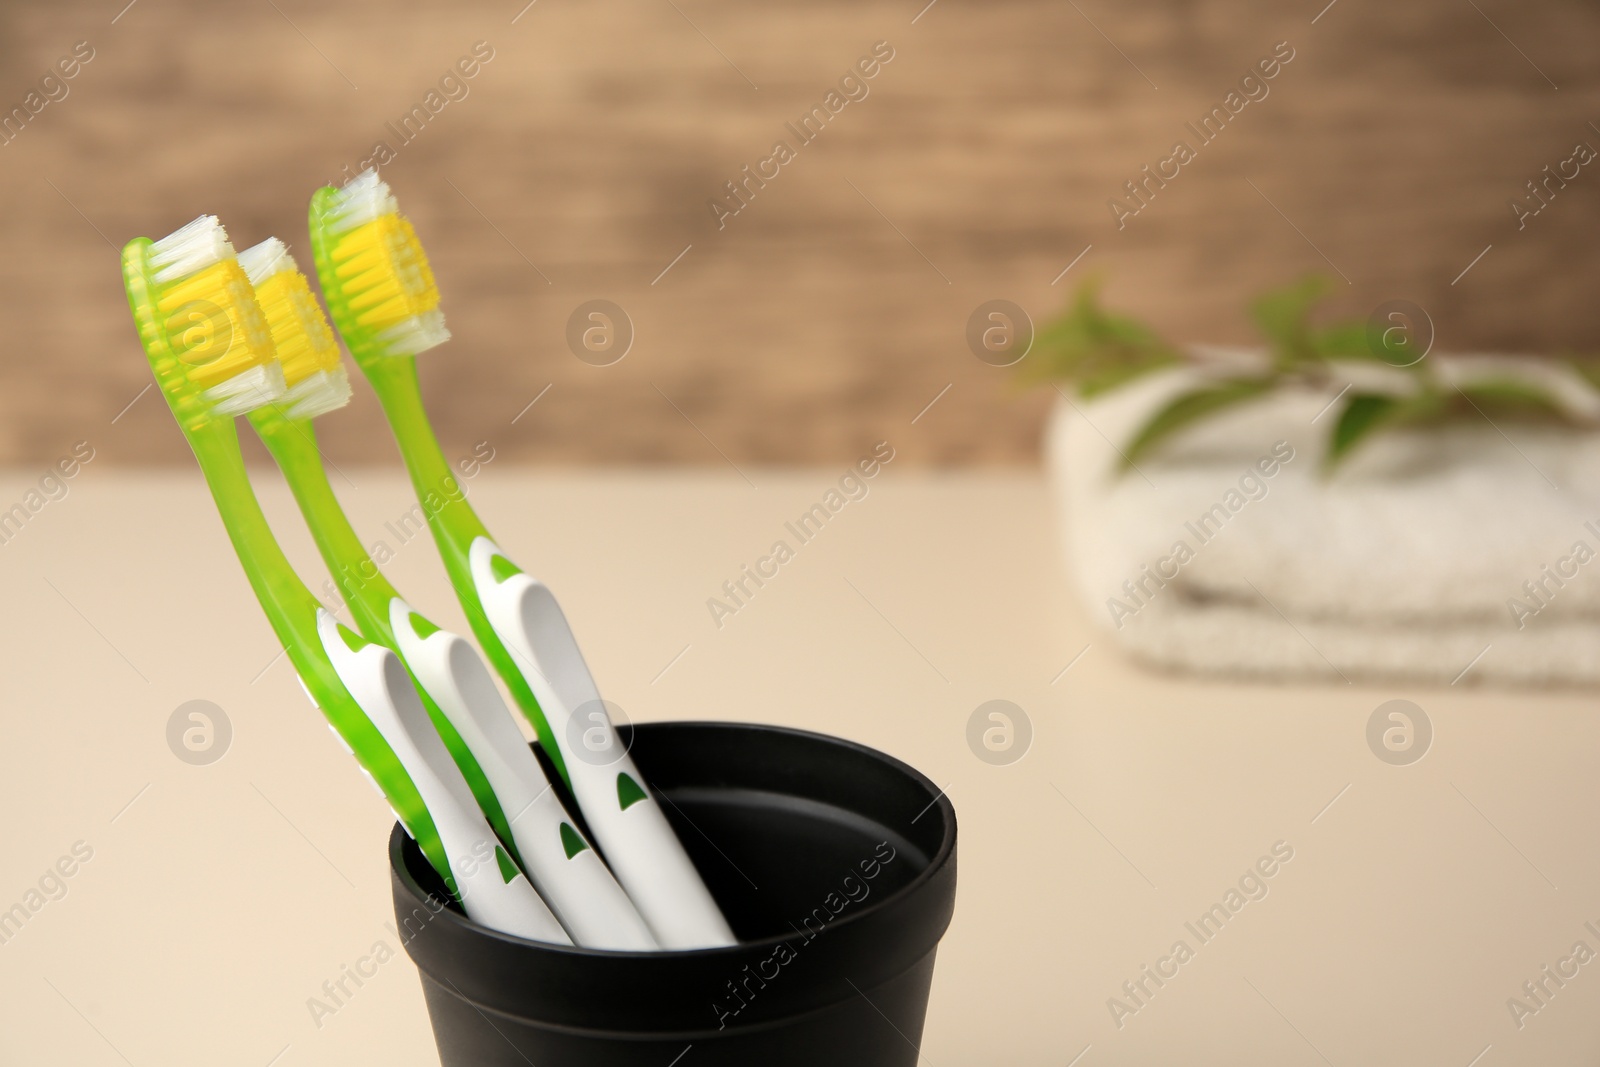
315 611 570 944
469 540 737 949
387 598 658 951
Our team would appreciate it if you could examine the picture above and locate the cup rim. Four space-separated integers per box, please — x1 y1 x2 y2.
389 719 957 960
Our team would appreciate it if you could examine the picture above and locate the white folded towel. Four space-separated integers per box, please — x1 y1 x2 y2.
1047 355 1600 686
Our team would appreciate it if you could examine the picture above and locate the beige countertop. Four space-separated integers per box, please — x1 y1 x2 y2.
0 467 1594 1066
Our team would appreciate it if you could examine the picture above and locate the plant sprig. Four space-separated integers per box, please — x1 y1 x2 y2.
1025 276 1595 473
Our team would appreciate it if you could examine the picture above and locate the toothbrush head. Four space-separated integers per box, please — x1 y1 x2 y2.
237 237 353 421
307 169 450 367
122 215 285 432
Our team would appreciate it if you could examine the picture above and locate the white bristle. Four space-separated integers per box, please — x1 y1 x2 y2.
375 310 450 356
237 237 294 285
327 169 398 233
150 215 235 283
202 362 287 416
282 366 353 420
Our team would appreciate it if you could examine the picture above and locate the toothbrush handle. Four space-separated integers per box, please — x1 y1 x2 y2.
425 774 567 943
251 414 521 862
316 611 570 944
389 598 658 951
356 358 728 945
469 539 737 949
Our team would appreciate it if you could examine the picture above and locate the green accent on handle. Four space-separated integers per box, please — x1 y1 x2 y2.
489 555 522 584
495 845 519 883
616 772 648 812
337 623 367 653
248 409 521 872
559 822 589 859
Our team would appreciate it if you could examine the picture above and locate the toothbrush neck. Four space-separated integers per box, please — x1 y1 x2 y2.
192 416 450 889
366 356 491 546
253 413 402 641
186 419 325 647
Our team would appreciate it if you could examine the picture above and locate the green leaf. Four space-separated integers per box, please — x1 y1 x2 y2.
1323 391 1445 471
1312 321 1379 362
1454 378 1567 422
1566 356 1600 391
1326 394 1398 468
1250 275 1331 369
1119 377 1276 471
1021 278 1181 396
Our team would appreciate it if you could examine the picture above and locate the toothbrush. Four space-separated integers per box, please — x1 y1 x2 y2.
307 171 737 949
122 216 569 944
237 238 657 951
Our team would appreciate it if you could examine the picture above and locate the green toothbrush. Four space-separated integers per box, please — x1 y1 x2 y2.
123 215 568 944
307 171 736 948
237 237 657 951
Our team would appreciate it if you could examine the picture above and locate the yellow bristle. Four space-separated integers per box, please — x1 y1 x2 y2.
255 268 340 387
153 259 275 391
328 214 440 332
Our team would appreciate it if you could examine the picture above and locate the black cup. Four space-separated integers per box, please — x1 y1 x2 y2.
388 721 958 1066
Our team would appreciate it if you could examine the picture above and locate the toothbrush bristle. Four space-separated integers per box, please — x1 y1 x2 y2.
241 237 346 412
150 214 234 282
204 361 289 417
375 309 451 356
325 169 399 234
127 216 285 426
237 236 290 285
280 365 354 420
313 169 447 358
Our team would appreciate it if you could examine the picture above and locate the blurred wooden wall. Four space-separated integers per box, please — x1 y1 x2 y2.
1 0 1596 466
